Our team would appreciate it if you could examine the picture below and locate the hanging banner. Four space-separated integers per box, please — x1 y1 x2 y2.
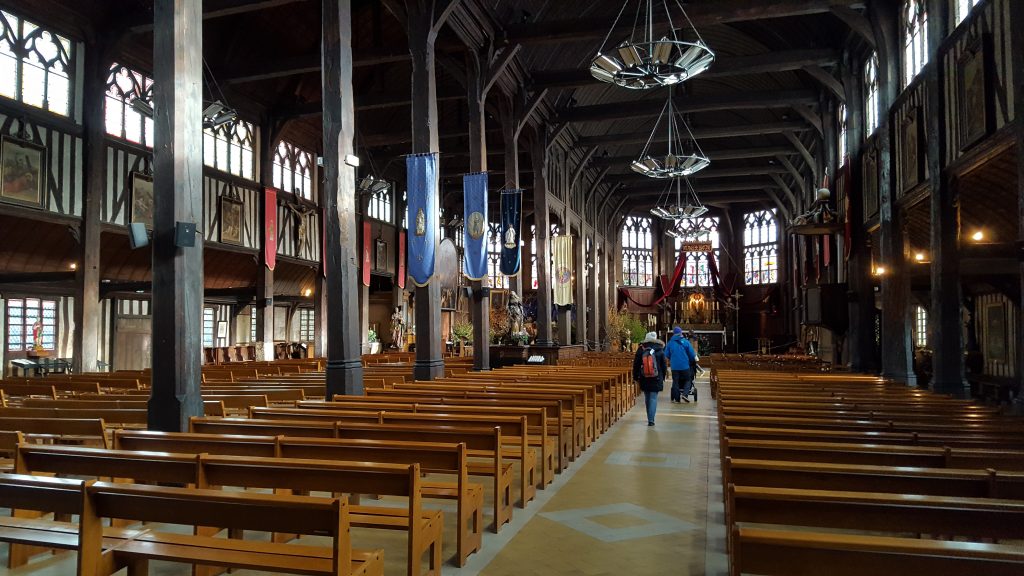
397 230 406 289
499 189 522 276
406 153 438 286
264 187 278 271
553 235 573 306
361 220 372 287
462 172 489 281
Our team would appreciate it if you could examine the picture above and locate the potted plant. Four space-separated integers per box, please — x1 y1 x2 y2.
452 320 473 355
366 329 380 354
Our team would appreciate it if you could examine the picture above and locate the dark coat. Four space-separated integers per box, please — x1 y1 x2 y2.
632 340 666 392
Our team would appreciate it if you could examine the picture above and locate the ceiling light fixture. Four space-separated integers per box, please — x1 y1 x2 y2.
590 0 715 89
650 177 708 234
632 85 709 179
971 230 984 242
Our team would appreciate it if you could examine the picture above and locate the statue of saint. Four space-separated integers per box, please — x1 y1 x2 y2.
507 292 525 342
32 319 43 351
390 306 405 350
503 225 517 249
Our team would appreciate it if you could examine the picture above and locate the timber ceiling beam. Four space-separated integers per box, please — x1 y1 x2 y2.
129 0 311 33
516 89 549 140
577 121 811 147
273 87 465 119
482 44 522 97
559 90 819 124
610 166 791 182
612 180 776 196
530 49 839 90
803 65 847 102
830 5 876 48
591 147 797 167
503 0 865 45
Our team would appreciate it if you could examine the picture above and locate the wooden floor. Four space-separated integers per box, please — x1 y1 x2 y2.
0 374 727 576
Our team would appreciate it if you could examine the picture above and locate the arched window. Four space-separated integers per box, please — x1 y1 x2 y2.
743 210 779 285
621 216 653 287
956 0 981 25
673 217 720 287
203 120 255 180
530 224 538 289
838 102 848 163
902 0 928 87
487 221 508 289
913 305 928 348
0 11 72 117
366 186 392 222
272 140 315 201
864 53 880 136
105 63 154 146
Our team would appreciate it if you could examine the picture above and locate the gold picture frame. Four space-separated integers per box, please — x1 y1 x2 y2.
219 196 243 245
130 172 154 228
0 136 45 209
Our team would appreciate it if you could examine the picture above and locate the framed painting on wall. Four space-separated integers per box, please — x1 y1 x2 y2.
130 172 154 228
219 195 243 245
0 136 45 209
374 238 388 272
984 302 1007 363
900 108 920 192
958 36 988 150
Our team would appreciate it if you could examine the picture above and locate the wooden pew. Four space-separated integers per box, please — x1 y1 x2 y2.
0 417 108 448
722 424 1024 449
731 526 1024 576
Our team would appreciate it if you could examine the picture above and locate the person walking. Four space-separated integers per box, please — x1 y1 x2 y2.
665 326 698 403
632 331 666 426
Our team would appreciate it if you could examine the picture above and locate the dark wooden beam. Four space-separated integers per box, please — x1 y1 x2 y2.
531 49 840 90
516 89 549 140
612 180 776 197
559 90 819 124
609 166 791 181
531 129 554 346
130 0 311 33
0 272 76 284
466 48 491 371
830 5 876 47
482 44 521 97
591 146 795 167
803 65 847 102
360 126 502 148
578 122 811 147
504 0 864 45
149 0 204 432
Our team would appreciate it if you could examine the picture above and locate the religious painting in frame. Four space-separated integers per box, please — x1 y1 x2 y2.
0 136 45 209
216 320 228 340
219 195 243 245
900 107 920 192
984 302 1007 363
130 172 154 228
958 35 988 151
374 238 388 273
861 147 879 219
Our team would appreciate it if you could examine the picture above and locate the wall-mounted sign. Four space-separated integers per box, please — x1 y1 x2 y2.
679 241 712 252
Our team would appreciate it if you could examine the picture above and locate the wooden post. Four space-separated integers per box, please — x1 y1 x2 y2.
257 118 280 361
521 220 533 295
872 0 915 384
925 0 965 395
148 0 204 432
322 0 364 396
574 228 586 345
587 229 600 348
466 50 490 370
501 95 522 296
531 129 554 347
1010 0 1024 390
74 35 105 374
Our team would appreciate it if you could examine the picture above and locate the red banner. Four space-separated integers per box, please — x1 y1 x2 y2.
264 188 277 271
397 230 406 289
362 221 372 287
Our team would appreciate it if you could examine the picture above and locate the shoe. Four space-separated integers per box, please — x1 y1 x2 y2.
682 397 690 403
648 422 655 426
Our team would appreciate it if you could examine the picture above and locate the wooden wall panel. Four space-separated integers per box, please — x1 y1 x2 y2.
0 112 82 217
975 292 1018 378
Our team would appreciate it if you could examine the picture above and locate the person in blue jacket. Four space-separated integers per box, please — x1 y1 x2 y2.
664 326 697 402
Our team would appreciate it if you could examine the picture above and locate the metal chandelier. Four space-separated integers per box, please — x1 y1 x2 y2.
631 86 710 179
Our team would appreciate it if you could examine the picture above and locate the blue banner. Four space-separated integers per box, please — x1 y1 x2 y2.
406 153 438 287
499 189 522 276
462 172 488 281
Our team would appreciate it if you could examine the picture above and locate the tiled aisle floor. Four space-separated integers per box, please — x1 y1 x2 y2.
476 375 727 576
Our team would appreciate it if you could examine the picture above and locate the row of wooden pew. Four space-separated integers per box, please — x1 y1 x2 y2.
0 361 634 576
715 368 1024 576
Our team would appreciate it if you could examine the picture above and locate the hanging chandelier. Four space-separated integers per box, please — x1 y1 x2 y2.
590 0 715 89
631 86 710 178
651 178 708 238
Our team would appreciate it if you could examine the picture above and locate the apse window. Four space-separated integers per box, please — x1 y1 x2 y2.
6 298 56 352
621 216 653 287
204 120 255 180
202 307 215 348
673 217 720 287
105 63 154 146
914 305 928 348
530 225 538 289
902 0 928 87
249 306 257 342
864 53 880 136
0 11 73 117
273 140 315 201
838 102 848 163
956 0 981 24
487 221 508 289
298 308 315 343
743 210 778 286
366 185 392 222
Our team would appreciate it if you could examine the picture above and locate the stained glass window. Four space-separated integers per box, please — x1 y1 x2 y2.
673 217 720 287
914 305 928 348
621 216 653 287
743 210 779 285
202 307 215 348
250 306 257 342
204 120 255 180
366 187 392 222
0 11 73 116
487 221 508 289
902 0 928 87
838 102 848 163
273 140 314 201
105 63 154 146
6 298 56 351
298 309 315 343
865 53 880 136
956 0 981 25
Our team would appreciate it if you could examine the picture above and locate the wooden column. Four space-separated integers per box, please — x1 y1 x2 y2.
872 1 915 384
322 0 364 396
74 35 105 374
1011 0 1024 388
926 0 964 395
521 221 533 295
148 0 204 431
256 118 280 360
466 50 490 370
587 230 600 347
531 130 554 347
574 228 586 344
500 95 522 296
404 1 451 380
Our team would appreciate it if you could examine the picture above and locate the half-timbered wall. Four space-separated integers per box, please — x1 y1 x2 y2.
0 111 82 217
891 76 930 200
975 292 1018 378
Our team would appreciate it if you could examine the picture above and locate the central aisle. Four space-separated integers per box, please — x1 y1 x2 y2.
471 375 727 575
